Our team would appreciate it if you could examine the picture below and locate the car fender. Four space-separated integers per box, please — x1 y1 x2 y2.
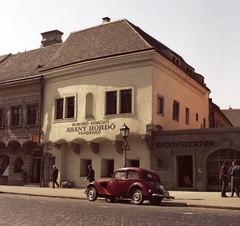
128 182 150 197
87 181 111 196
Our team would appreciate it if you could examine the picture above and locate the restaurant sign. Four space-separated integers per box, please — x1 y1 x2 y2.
66 120 116 135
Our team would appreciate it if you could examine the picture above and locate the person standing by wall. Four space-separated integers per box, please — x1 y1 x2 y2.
228 160 235 197
220 161 229 197
232 161 240 197
84 165 95 194
51 165 59 188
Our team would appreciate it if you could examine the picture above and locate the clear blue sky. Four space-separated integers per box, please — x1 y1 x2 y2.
1 0 239 109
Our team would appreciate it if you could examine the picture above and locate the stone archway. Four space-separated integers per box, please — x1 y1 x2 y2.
207 148 240 191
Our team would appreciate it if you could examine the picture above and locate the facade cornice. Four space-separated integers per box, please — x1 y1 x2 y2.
42 49 156 81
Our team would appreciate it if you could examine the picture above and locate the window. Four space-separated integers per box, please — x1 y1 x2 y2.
172 100 179 121
56 98 63 119
203 118 206 128
106 91 117 114
106 88 133 115
101 159 114 177
55 95 76 120
157 95 164 115
185 107 189 124
80 159 91 177
14 157 23 173
66 97 75 118
120 89 132 113
11 107 21 126
196 113 199 121
0 109 3 128
172 56 180 65
27 105 37 125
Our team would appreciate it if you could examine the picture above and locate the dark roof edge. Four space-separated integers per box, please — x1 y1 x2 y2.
0 74 42 86
0 53 12 63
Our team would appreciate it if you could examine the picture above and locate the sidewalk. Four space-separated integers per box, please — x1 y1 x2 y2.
1 185 239 210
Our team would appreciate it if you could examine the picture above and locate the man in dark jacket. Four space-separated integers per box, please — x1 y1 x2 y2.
84 165 95 194
220 161 228 197
51 165 59 188
232 161 240 197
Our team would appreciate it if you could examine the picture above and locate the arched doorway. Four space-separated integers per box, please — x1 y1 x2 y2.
207 148 240 191
0 155 9 184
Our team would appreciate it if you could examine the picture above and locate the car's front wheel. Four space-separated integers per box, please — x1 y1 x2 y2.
131 189 144 205
149 197 162 205
87 187 97 201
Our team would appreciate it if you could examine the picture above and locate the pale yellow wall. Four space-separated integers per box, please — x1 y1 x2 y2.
42 52 155 187
152 54 209 130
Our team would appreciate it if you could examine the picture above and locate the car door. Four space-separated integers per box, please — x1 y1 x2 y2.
107 170 127 197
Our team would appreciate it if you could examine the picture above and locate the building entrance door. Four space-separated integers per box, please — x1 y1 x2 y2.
31 157 41 183
177 156 193 187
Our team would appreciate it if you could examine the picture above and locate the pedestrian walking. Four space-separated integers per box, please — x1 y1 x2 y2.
84 165 95 194
51 165 59 188
220 161 229 197
228 160 235 197
232 161 240 197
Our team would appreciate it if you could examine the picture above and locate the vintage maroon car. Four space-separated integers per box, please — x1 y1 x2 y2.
86 167 174 205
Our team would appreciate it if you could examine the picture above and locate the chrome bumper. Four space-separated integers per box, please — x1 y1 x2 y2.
152 193 175 199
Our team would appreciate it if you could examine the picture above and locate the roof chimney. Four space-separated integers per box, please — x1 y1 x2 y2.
102 17 111 24
41 30 63 47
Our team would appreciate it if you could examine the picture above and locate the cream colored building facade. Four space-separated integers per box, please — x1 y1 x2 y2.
40 18 210 188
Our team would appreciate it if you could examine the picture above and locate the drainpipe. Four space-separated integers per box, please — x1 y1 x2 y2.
39 75 44 187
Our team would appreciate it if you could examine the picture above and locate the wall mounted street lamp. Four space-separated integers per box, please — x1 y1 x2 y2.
120 123 130 167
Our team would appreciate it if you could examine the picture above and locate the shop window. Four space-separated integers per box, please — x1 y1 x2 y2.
0 109 3 128
101 159 114 177
157 95 164 115
105 87 133 115
11 107 21 126
27 105 37 125
14 157 23 173
0 155 9 175
185 107 189 124
86 93 94 118
80 159 92 177
172 100 179 121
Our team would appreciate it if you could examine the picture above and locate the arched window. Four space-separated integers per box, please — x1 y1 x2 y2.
86 93 94 118
14 157 23 173
207 149 240 190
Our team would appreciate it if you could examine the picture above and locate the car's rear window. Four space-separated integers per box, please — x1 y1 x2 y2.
144 172 160 181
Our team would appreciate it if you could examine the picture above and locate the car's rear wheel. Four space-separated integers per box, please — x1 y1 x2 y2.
87 187 97 201
105 197 116 203
149 197 162 205
131 189 144 205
